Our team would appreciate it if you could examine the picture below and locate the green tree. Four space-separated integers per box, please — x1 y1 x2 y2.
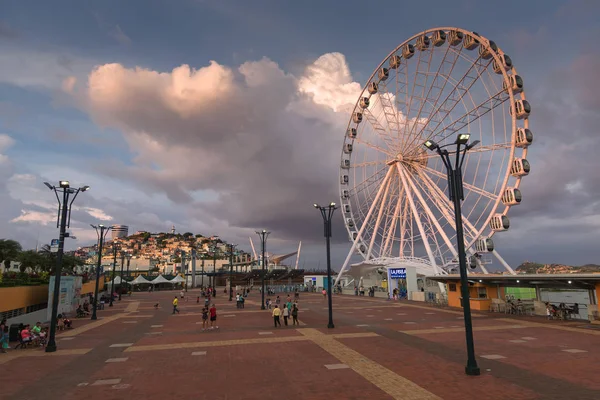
0 239 22 270
17 250 46 273
183 232 193 238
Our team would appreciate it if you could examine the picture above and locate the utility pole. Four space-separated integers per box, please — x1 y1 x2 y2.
91 224 110 321
256 230 270 310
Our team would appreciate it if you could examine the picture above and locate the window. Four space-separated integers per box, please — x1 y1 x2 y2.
449 284 457 292
477 287 487 299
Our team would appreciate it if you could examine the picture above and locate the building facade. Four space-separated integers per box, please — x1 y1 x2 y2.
111 224 129 240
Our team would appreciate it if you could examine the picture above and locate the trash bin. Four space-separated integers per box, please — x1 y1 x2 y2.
9 324 20 342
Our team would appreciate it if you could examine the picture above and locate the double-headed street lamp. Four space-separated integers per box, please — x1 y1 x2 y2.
109 244 119 307
255 230 270 310
125 253 132 279
211 236 220 290
91 224 111 321
118 251 126 300
314 202 337 329
424 133 481 376
43 180 89 353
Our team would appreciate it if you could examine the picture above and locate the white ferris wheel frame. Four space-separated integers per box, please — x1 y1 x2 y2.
335 27 532 284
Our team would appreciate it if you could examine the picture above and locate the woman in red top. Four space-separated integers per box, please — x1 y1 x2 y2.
209 304 218 330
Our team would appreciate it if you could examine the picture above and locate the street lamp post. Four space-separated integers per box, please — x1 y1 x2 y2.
126 253 132 279
201 254 205 288
118 252 125 301
211 237 219 293
91 224 111 321
228 244 236 301
424 134 481 376
314 202 337 329
255 230 270 310
109 245 118 307
43 181 89 353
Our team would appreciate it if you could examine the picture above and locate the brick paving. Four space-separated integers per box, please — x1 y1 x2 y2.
1 290 599 399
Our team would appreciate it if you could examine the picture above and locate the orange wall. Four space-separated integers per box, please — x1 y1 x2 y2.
0 285 49 313
596 283 600 304
446 281 502 309
81 280 104 295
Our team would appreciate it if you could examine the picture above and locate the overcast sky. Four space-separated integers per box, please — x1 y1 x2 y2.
1 0 599 270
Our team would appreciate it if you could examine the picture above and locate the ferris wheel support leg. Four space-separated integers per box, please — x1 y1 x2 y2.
396 164 441 277
402 167 460 262
367 175 392 259
335 168 394 286
492 250 516 275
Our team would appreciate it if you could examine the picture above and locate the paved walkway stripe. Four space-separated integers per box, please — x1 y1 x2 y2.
298 328 440 400
0 348 93 365
124 332 378 353
124 301 140 312
496 318 600 336
400 324 530 335
59 313 125 337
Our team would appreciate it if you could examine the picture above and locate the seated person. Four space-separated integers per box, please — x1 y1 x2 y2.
76 305 89 317
83 301 90 312
20 324 34 345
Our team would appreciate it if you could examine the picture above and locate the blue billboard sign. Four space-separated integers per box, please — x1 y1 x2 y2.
389 268 406 279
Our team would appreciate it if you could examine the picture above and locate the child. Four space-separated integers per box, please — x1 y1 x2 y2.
202 306 209 331
292 304 299 326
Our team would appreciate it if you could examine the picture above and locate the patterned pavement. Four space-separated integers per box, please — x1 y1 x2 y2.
1 290 599 399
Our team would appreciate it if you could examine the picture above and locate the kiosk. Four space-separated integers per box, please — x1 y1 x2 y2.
386 266 418 300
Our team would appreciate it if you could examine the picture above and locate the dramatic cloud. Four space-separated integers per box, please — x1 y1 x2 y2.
68 53 360 245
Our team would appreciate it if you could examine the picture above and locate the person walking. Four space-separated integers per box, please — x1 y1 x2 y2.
0 318 8 353
282 304 290 326
272 305 282 328
201 306 209 331
292 304 299 326
172 296 180 314
209 303 218 329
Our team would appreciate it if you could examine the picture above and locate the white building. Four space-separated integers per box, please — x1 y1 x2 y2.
111 225 129 240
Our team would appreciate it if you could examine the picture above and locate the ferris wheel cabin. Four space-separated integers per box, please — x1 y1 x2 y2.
368 82 378 94
344 143 353 154
479 40 498 59
342 189 349 199
340 175 349 185
510 158 530 177
432 30 446 46
490 214 510 231
475 237 495 253
353 112 363 124
347 219 355 229
511 100 531 119
503 75 524 94
463 32 479 50
378 68 389 81
515 128 533 148
389 55 402 69
416 35 430 51
359 97 370 108
502 188 522 206
341 159 350 169
448 30 463 46
347 128 357 139
493 54 513 74
402 43 415 59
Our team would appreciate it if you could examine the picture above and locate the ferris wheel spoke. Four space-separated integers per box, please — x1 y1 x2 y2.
415 168 480 241
400 46 430 149
414 55 491 145
351 165 388 196
336 168 394 285
374 81 403 139
401 41 448 151
431 89 509 143
396 163 440 273
352 160 388 168
399 166 459 259
362 107 400 151
367 172 394 259
352 137 395 158
422 166 497 202
382 184 403 257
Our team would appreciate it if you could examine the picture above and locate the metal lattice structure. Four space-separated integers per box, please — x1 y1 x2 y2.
336 27 532 283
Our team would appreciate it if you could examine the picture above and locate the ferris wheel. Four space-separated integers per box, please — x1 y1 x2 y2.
336 27 532 282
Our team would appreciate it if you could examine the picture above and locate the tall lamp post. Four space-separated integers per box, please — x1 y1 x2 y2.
42 180 89 353
314 202 337 329
228 244 237 301
255 230 270 310
91 224 111 320
200 253 206 288
211 237 219 292
424 133 481 376
126 253 132 279
109 244 119 307
118 251 125 300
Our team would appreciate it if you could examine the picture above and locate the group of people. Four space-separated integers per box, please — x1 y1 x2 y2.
0 320 49 351
270 295 300 327
546 302 579 320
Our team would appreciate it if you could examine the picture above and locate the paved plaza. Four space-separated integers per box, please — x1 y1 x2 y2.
1 290 599 400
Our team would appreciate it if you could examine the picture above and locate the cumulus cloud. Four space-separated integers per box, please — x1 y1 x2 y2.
74 53 359 244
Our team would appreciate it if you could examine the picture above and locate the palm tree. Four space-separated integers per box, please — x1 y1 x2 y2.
0 239 22 271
